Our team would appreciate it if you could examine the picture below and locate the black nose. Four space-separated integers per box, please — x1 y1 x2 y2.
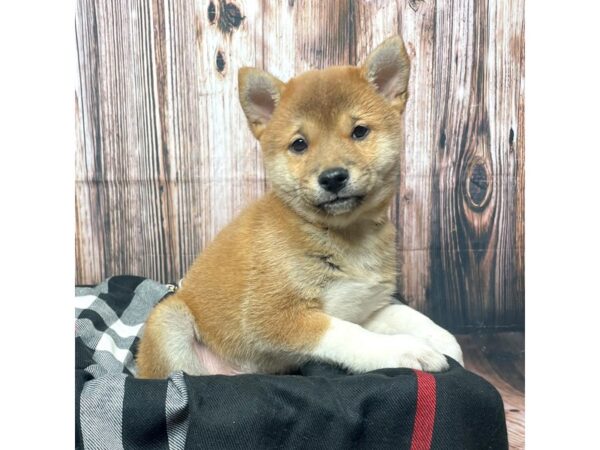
318 167 349 193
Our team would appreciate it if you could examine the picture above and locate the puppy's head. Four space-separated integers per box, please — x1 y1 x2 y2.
239 36 410 227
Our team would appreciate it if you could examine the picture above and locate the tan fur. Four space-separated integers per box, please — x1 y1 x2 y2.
136 36 457 379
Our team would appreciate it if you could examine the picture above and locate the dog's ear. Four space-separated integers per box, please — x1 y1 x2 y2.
238 68 285 139
362 36 410 111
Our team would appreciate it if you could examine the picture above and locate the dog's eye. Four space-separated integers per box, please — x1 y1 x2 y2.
351 125 370 140
290 138 308 154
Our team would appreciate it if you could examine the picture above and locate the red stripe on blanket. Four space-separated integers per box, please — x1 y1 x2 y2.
410 370 437 450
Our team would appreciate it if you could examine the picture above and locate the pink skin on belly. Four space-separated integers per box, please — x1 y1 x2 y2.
192 338 245 375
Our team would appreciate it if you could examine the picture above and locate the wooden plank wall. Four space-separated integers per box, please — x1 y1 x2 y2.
75 0 524 332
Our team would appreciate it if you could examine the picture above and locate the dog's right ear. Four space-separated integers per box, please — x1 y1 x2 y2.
238 68 284 139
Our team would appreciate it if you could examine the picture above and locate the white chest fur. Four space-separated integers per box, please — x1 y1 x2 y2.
319 223 396 324
322 278 394 324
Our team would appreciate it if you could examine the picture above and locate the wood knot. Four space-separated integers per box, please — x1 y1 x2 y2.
439 129 446 149
207 1 216 24
218 1 244 34
408 0 424 12
465 160 492 210
216 50 226 73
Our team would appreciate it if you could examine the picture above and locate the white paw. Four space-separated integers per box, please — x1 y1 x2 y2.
358 335 450 373
361 304 464 366
425 331 464 366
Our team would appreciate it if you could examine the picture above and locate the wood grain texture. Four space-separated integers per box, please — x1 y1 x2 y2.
457 332 525 449
75 0 524 332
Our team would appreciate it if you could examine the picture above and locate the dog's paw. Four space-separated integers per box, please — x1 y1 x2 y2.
392 336 450 372
425 331 464 367
360 335 450 373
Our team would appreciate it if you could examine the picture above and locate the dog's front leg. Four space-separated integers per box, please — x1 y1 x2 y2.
361 304 464 366
270 311 449 373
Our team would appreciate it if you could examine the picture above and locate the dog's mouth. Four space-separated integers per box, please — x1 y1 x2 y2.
316 195 364 214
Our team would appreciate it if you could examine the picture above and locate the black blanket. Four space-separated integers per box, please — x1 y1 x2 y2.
75 276 508 450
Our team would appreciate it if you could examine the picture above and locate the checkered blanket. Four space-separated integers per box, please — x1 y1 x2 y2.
75 276 188 450
75 276 509 450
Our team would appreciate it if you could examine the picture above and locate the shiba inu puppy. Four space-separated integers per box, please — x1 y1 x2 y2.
136 36 463 379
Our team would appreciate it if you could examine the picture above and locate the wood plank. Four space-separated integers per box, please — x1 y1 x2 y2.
76 0 106 283
76 0 172 281
409 0 525 331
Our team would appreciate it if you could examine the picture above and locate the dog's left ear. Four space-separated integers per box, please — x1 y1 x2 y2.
362 36 410 111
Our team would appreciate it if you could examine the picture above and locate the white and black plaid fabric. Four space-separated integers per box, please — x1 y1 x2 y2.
75 276 508 450
76 276 188 450
75 276 173 377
